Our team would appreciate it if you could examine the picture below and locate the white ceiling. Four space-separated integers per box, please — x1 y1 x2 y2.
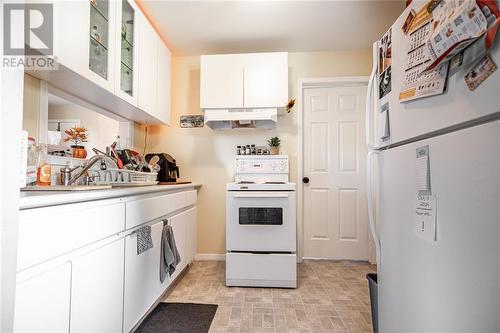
141 0 405 56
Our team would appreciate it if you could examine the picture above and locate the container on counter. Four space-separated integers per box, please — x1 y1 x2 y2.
36 144 51 186
26 137 38 186
251 145 256 155
236 146 242 155
245 145 251 155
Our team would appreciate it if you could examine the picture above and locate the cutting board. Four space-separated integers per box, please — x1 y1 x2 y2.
21 185 112 191
158 181 192 185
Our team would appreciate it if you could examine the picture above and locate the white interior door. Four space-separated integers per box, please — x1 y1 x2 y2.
303 85 368 260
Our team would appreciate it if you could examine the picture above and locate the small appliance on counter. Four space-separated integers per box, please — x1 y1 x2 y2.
145 153 180 183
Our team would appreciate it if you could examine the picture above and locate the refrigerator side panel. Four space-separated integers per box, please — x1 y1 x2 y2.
376 0 500 147
379 119 500 333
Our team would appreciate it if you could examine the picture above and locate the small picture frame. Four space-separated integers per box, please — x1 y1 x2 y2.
180 115 204 128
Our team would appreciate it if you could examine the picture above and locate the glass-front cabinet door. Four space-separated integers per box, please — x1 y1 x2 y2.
89 0 110 80
115 0 139 104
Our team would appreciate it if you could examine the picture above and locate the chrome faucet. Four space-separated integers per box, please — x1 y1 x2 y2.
67 155 116 185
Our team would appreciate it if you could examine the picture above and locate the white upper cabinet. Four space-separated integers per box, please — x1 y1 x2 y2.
243 53 288 108
137 12 172 125
200 52 288 110
200 54 245 109
54 0 117 92
156 41 172 125
114 0 139 105
27 0 172 125
137 12 158 119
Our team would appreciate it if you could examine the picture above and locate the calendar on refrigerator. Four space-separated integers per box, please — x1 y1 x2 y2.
399 22 449 102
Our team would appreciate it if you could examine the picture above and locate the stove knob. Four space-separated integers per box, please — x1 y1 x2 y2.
279 166 285 171
280 160 285 165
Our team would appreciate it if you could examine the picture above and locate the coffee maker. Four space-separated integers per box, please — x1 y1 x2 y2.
145 153 180 183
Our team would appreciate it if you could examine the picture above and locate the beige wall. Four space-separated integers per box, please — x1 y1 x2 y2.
134 50 373 255
23 74 41 140
49 104 119 154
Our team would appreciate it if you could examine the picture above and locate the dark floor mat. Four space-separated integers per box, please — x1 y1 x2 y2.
135 302 218 333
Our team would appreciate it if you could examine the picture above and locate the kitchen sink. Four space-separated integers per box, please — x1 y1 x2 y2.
21 185 112 191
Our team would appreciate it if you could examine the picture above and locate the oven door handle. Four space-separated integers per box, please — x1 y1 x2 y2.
231 193 290 198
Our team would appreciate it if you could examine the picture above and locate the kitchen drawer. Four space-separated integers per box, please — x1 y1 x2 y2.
18 200 125 271
226 252 296 288
125 190 197 229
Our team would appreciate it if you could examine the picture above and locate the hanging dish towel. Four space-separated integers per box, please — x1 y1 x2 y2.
160 222 181 283
136 225 154 255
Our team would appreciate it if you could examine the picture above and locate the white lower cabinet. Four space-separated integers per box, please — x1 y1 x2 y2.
14 262 72 333
185 207 198 265
123 221 167 332
70 238 125 333
16 190 198 333
169 210 188 280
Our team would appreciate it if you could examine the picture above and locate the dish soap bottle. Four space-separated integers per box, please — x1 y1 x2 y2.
36 144 51 186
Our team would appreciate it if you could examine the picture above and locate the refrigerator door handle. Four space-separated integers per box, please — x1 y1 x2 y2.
367 151 381 265
366 42 378 151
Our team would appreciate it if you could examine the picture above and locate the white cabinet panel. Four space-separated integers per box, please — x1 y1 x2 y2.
243 53 288 108
157 42 172 125
124 221 168 332
137 12 158 118
185 207 197 264
18 201 125 271
125 190 196 229
169 210 188 280
54 0 117 92
14 263 71 333
200 54 244 109
70 238 125 333
114 0 139 105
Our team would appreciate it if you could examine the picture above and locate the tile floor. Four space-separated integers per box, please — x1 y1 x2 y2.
163 260 376 333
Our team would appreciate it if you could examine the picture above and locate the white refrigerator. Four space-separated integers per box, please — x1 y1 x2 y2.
366 1 500 332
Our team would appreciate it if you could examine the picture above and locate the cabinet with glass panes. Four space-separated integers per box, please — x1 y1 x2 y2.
89 0 110 80
119 0 134 96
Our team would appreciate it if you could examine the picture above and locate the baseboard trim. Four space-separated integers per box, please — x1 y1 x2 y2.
194 253 226 261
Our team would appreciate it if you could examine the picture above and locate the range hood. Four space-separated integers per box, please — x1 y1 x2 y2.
204 108 278 130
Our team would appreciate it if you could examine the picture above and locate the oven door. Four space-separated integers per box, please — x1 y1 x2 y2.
226 191 296 252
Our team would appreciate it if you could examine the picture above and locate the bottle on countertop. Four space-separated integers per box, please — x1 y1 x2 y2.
26 136 38 186
236 146 242 155
251 144 256 155
245 145 251 155
36 144 51 186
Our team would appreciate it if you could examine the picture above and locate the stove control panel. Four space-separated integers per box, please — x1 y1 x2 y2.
235 156 289 174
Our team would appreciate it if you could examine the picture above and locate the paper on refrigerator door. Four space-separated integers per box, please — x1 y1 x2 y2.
415 194 437 242
377 102 390 141
416 145 431 194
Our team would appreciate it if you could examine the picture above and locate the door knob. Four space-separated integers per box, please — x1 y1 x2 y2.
302 177 310 184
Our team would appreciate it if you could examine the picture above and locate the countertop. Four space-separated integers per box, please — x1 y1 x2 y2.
19 183 201 210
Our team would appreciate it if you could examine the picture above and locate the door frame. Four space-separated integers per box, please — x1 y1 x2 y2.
296 76 369 262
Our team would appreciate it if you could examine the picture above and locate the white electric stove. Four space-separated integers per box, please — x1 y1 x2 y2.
226 155 297 288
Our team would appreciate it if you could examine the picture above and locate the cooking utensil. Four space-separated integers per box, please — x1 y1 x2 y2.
148 154 161 172
110 146 123 169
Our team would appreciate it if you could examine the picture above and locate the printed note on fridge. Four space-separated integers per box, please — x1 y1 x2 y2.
414 194 437 242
